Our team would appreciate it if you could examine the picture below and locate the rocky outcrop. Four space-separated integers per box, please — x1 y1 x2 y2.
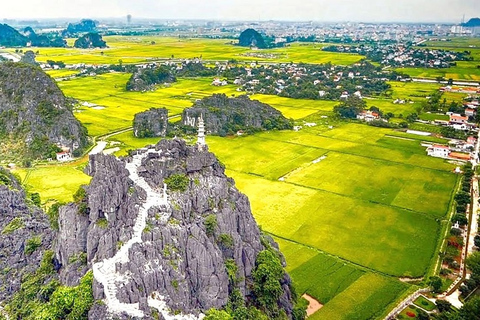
238 28 266 49
0 168 55 301
126 66 176 92
182 94 293 136
74 32 107 49
133 107 169 138
0 62 89 160
19 50 37 65
56 138 295 319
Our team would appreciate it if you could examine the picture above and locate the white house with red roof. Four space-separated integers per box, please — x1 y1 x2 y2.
465 108 476 117
449 114 468 124
56 151 72 162
357 110 379 122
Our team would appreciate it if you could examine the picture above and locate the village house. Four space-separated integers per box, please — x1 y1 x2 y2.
56 151 72 162
427 144 450 158
465 108 476 117
356 110 379 122
211 78 228 86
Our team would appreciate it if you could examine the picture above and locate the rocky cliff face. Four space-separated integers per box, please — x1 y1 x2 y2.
182 94 293 136
133 107 169 138
56 138 295 319
0 63 89 160
0 168 55 301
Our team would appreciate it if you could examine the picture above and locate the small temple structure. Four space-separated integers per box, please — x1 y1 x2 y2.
197 115 206 150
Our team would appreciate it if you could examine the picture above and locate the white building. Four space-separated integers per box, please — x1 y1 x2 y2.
56 151 72 162
427 145 450 158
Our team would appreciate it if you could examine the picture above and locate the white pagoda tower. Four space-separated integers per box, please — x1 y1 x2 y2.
197 115 206 150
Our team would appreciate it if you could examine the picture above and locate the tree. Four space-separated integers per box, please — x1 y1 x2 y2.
451 214 468 226
474 235 480 248
406 113 418 122
252 250 284 316
417 309 430 320
458 296 480 320
333 96 366 119
436 299 452 312
204 309 233 320
429 276 443 293
467 251 480 283
455 191 471 207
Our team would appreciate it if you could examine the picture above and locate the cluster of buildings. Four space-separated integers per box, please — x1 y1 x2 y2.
324 44 469 68
426 137 476 161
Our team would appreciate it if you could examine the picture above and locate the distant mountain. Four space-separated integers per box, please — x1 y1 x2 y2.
23 26 66 47
463 18 480 27
73 32 107 48
0 24 28 46
238 28 267 49
62 19 97 37
0 24 66 47
0 63 89 161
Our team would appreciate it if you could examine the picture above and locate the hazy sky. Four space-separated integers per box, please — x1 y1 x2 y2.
2 0 479 23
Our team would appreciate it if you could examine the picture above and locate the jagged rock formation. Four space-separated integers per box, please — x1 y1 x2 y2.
0 62 89 160
133 107 169 138
238 28 266 49
74 32 107 49
19 50 37 65
182 94 293 136
55 138 295 319
0 168 54 301
126 65 176 91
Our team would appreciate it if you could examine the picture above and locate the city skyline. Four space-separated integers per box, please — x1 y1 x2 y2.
2 0 479 23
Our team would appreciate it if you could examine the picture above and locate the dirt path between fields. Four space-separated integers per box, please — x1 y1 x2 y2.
302 294 323 316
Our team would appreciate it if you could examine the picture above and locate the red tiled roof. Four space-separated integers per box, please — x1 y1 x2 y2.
450 152 471 160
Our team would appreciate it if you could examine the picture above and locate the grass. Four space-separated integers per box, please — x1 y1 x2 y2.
14 165 91 203
280 239 365 304
250 94 338 119
284 151 456 217
9 37 364 65
412 295 436 311
309 273 409 320
396 63 480 81
418 113 449 121
46 69 79 78
207 122 456 278
227 170 441 277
